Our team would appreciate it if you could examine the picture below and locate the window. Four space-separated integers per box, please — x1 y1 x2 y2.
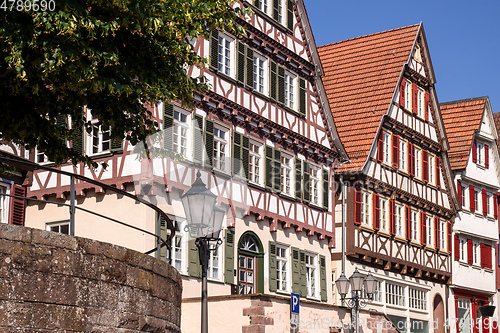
417 89 424 118
395 204 404 238
276 245 288 292
405 81 412 110
477 142 484 165
89 113 110 154
386 282 405 307
415 147 421 179
46 221 70 235
474 190 479 212
372 280 382 302
173 109 190 157
249 141 263 184
399 138 406 172
461 184 467 209
383 131 391 164
460 238 466 262
440 220 446 250
473 241 480 265
429 155 435 184
213 126 228 172
305 253 317 298
309 165 320 205
361 191 371 227
426 215 433 247
284 71 296 110
457 298 472 333
409 288 427 310
255 0 269 14
411 210 419 242
253 53 266 94
238 234 261 295
0 185 8 223
218 34 234 76
380 197 388 232
280 154 293 195
486 193 491 216
35 149 50 164
208 246 221 280
277 0 284 23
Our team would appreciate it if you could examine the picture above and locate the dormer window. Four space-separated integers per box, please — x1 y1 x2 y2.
472 139 489 168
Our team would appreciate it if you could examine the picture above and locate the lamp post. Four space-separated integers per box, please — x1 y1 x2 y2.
181 171 226 333
335 268 378 333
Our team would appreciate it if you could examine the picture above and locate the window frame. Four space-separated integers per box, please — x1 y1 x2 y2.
473 240 480 266
405 80 412 111
385 282 405 307
253 51 267 95
88 111 111 156
0 184 8 224
459 238 467 262
409 287 427 311
284 70 297 110
429 154 435 185
439 219 446 250
395 204 404 238
173 108 191 158
46 220 70 235
361 190 371 227
426 215 433 247
280 152 294 196
417 88 424 118
399 138 407 172
217 33 235 77
213 124 229 173
383 131 391 165
379 197 389 232
309 164 321 206
415 147 422 179
305 252 318 299
411 209 419 242
249 140 264 186
276 244 289 292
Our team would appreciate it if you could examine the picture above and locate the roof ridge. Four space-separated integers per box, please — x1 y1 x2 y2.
318 23 420 49
440 96 489 106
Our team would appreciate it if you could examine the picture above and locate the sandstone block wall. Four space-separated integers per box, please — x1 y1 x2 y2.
0 224 181 332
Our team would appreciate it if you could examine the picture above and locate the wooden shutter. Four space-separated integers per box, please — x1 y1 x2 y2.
287 0 294 31
303 162 310 204
447 221 452 253
163 103 174 151
272 0 279 21
408 143 415 176
420 212 427 246
205 119 215 168
209 30 219 71
269 61 278 102
188 239 201 278
10 185 26 226
434 217 439 250
467 239 473 264
319 255 327 301
412 82 417 114
487 244 492 269
237 41 246 84
435 156 441 187
392 134 399 168
298 78 306 116
405 206 411 240
269 242 277 291
322 168 329 209
454 235 460 260
422 150 429 182
242 136 250 180
399 80 405 107
482 189 488 216
232 132 241 177
277 65 285 104
245 47 254 89
273 150 281 193
472 139 477 163
299 250 306 297
110 127 123 153
354 187 362 226
424 91 429 121
193 114 204 164
389 199 395 236
485 144 490 169
265 146 274 191
224 229 235 284
470 185 475 212
481 243 486 267
295 158 302 200
372 193 380 230
291 247 300 294
377 132 384 162
495 194 498 219
457 180 462 206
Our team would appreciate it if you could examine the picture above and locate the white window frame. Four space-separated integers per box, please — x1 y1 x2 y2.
417 88 424 118
284 71 297 110
411 210 419 242
309 164 321 206
253 52 267 95
474 190 479 213
0 184 8 224
405 81 412 110
380 197 388 232
383 131 391 165
173 108 191 158
473 240 480 266
440 219 446 250
399 138 406 172
361 191 371 227
213 125 229 173
169 220 186 274
276 245 289 292
46 220 70 235
477 142 484 166
426 215 433 247
486 193 491 217
386 282 405 307
218 33 235 77
461 184 467 210
255 0 270 15
280 153 293 196
305 253 317 298
208 245 222 280
249 140 263 185
277 0 284 23
409 287 427 310
415 147 421 179
459 238 466 262
88 110 111 155
395 204 404 238
35 148 50 164
429 155 435 185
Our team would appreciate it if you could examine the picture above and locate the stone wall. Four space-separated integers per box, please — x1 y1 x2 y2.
0 224 181 332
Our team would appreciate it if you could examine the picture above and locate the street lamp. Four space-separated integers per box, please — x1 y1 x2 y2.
335 268 378 333
181 171 226 333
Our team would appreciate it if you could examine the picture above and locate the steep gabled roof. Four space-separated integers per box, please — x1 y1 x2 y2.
493 112 500 155
440 97 488 171
318 24 420 172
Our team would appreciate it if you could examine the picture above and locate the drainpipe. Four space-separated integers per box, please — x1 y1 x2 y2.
340 174 346 274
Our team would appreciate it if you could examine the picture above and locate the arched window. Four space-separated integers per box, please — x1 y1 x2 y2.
238 232 263 294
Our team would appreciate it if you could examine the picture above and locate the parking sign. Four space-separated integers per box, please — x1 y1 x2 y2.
291 293 299 314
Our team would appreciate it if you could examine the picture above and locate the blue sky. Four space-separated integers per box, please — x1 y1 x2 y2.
304 0 500 113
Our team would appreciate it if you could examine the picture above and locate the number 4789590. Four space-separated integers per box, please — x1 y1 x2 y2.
1 0 56 11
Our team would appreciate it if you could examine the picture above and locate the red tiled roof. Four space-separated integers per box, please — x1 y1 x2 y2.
440 98 486 170
318 24 420 172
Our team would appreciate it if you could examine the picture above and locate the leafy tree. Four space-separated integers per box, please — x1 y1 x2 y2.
0 0 249 167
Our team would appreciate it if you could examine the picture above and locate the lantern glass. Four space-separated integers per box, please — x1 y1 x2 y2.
335 273 350 297
208 204 225 239
363 273 377 295
349 268 364 292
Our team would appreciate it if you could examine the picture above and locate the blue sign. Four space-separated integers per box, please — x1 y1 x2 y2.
291 293 300 314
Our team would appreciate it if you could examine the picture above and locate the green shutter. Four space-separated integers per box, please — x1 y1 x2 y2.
246 47 254 89
287 0 294 31
205 119 214 168
237 41 246 84
163 103 174 151
224 229 235 284
273 150 281 193
188 239 201 278
278 65 285 105
210 30 219 71
272 0 279 21
322 168 329 209
320 255 327 301
303 161 310 204
299 250 306 297
291 247 300 294
295 158 302 200
109 127 123 153
299 77 306 116
269 241 277 292
156 212 168 261
242 135 250 180
269 61 277 102
72 126 85 155
193 114 204 164
265 146 273 190
232 132 242 177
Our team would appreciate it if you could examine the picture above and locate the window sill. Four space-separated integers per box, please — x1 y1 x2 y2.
394 236 408 243
210 69 237 85
248 181 266 191
212 168 232 179
360 225 374 233
89 151 113 160
276 290 291 296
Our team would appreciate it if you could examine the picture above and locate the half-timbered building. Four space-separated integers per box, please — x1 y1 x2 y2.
25 0 355 331
441 96 500 332
318 24 460 329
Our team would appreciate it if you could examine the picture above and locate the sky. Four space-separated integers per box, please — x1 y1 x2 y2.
304 0 500 113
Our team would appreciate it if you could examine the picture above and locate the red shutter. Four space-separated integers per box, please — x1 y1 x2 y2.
405 206 411 241
399 80 405 107
354 187 362 226
389 199 395 236
481 243 486 267
494 194 498 220
408 143 415 176
482 189 488 216
422 150 429 182
421 212 427 245
10 185 26 226
486 244 492 269
470 185 475 212
412 82 418 114
424 91 429 121
392 135 399 168
447 221 452 253
436 156 441 187
377 132 384 162
485 144 489 169
472 139 477 163
457 180 462 206
454 235 460 260
373 193 380 230
434 217 440 250
467 239 473 264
